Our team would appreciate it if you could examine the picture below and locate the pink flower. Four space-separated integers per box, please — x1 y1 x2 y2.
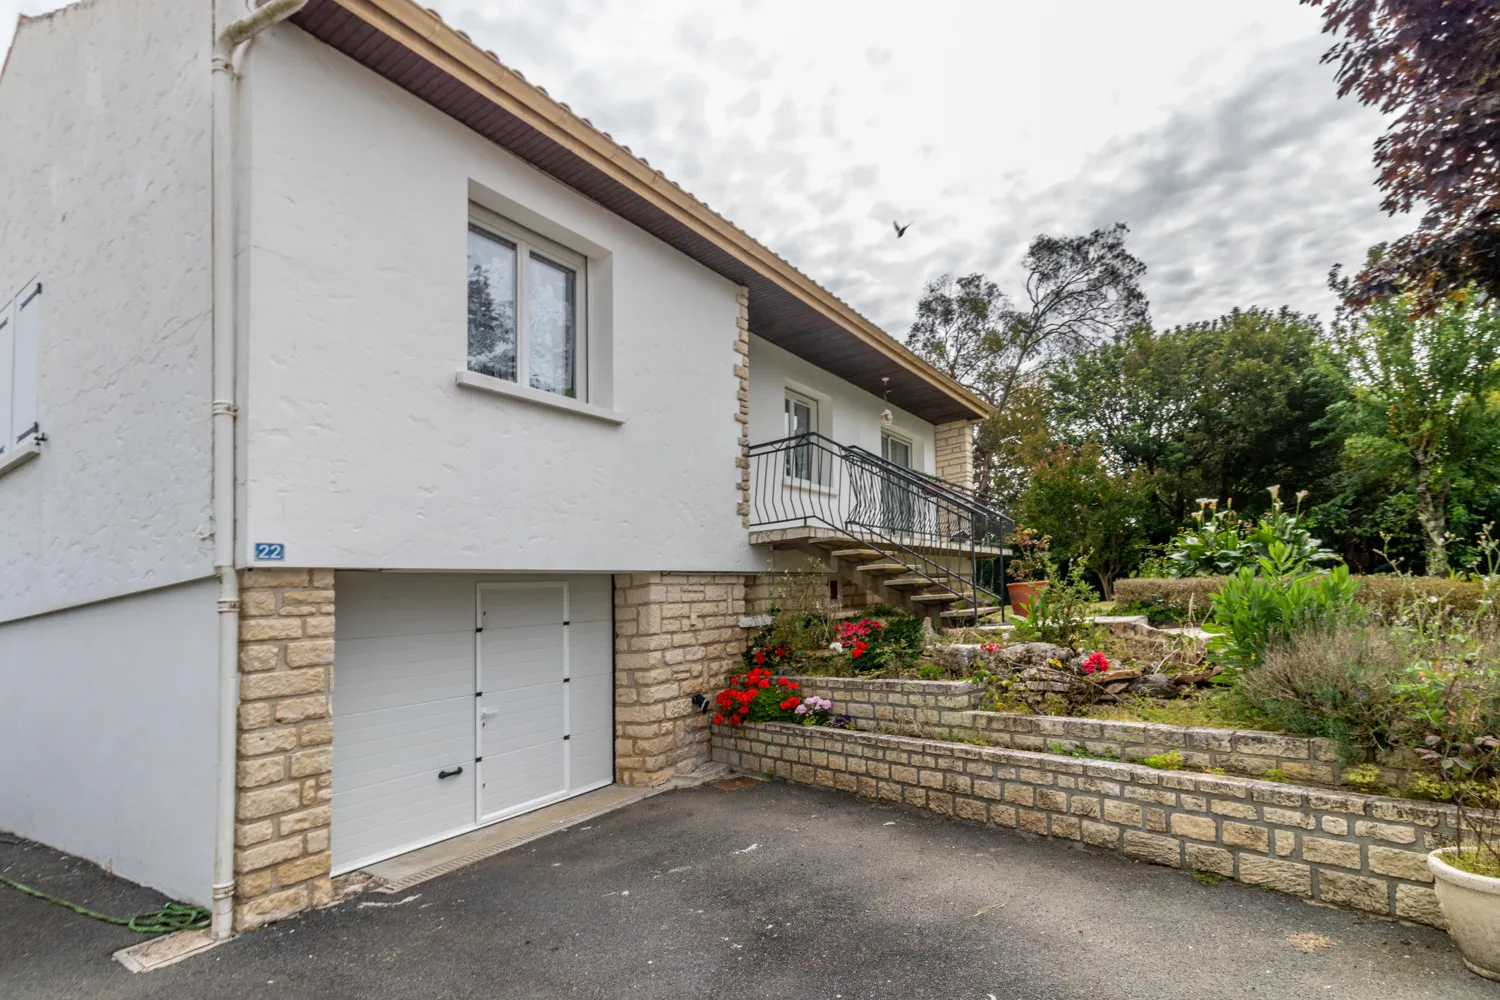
980 641 1000 655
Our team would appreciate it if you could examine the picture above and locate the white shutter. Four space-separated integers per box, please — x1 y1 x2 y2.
11 282 40 444
0 299 12 456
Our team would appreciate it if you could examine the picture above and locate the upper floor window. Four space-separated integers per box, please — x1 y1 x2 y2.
881 431 912 469
467 210 587 400
0 278 41 468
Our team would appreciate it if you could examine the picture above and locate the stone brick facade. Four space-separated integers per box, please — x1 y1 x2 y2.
614 572 751 786
714 722 1458 927
734 286 751 527
934 420 976 489
234 569 336 931
789 676 1421 791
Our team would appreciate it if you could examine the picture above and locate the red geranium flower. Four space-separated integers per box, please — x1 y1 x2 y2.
780 696 800 710
753 651 767 665
1081 651 1110 675
713 713 724 725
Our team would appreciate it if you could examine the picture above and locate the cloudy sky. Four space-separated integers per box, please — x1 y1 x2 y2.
3 0 1409 334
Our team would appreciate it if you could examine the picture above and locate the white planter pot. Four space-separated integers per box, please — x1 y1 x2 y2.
1431 847 1500 981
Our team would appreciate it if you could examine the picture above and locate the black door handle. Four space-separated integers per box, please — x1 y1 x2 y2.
438 766 464 780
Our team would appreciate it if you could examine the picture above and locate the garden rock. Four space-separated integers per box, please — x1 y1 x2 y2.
1131 673 1178 697
990 642 1075 673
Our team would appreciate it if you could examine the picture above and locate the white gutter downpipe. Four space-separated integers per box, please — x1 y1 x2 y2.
210 0 307 941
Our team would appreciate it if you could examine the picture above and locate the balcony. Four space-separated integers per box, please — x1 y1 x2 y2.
747 433 1012 625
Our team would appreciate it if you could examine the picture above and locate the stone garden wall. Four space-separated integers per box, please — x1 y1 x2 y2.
788 676 1420 791
711 722 1454 927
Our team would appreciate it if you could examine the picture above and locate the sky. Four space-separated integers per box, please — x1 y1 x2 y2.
2 0 1410 336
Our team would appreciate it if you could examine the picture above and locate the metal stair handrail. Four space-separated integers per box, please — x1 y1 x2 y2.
747 432 1009 619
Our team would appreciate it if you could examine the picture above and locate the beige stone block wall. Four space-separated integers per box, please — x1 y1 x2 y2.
734 287 751 526
714 722 1461 928
614 572 751 786
234 568 336 931
934 420 976 489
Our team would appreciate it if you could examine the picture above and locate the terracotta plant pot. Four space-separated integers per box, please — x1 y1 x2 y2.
1431 847 1500 981
1006 580 1048 617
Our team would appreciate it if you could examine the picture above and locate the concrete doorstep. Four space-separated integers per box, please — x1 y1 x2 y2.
113 929 225 973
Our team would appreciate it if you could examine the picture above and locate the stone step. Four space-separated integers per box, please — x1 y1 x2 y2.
855 561 911 575
887 574 962 589
941 605 1005 620
829 548 885 561
909 592 963 605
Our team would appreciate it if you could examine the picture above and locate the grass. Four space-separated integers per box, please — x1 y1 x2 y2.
1086 688 1275 731
1444 848 1500 879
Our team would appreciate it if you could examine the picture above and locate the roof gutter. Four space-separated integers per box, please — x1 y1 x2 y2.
210 0 308 941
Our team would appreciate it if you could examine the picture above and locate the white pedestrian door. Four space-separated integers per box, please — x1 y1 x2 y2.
477 584 569 822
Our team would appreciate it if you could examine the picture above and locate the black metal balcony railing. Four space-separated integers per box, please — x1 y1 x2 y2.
748 432 1013 617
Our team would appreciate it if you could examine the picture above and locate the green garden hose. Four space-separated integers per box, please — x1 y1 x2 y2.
0 876 210 933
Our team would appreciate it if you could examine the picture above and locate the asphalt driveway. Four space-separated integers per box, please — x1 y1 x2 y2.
1 780 1490 999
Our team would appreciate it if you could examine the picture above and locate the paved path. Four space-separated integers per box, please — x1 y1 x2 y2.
1 781 1489 999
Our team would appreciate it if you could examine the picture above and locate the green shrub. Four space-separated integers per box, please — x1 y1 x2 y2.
1116 573 1495 623
1113 577 1226 617
1242 623 1408 759
1354 575 1495 619
1208 544 1359 668
1165 488 1340 578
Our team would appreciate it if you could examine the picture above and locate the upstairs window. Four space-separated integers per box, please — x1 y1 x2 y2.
0 278 41 464
467 211 587 400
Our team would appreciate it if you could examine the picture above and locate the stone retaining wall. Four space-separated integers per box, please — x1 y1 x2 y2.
712 722 1454 927
788 675 1419 791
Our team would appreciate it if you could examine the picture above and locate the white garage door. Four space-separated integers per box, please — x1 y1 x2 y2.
331 573 613 873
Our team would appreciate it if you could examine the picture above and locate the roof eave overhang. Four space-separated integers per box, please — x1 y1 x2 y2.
290 0 992 424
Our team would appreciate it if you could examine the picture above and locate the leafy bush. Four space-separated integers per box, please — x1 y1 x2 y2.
1166 488 1341 578
830 613 925 674
1011 560 1096 646
1208 543 1360 668
1242 622 1407 758
712 668 803 726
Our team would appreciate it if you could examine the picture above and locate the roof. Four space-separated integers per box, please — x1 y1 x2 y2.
288 0 991 424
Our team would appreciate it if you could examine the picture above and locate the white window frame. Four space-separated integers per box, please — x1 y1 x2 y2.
0 278 42 478
881 429 913 469
783 389 822 486
467 205 588 402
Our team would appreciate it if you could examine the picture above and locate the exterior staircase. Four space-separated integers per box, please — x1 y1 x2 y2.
746 433 1012 627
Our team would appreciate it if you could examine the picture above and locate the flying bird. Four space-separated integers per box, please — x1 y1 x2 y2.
892 221 911 238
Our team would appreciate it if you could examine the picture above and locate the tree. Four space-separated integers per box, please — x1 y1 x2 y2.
907 224 1149 506
1322 289 1500 574
908 225 1148 408
1306 0 1500 310
1018 439 1152 599
1048 308 1343 532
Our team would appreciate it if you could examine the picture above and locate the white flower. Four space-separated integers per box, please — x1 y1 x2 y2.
829 642 843 653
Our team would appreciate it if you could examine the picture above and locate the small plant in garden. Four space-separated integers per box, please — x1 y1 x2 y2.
792 695 834 725
916 663 945 680
1080 651 1110 675
1141 749 1184 770
1192 870 1224 887
1263 767 1288 782
1166 488 1340 578
1008 525 1052 582
826 612 925 675
1012 557 1096 646
1340 762 1392 796
712 668 802 726
826 713 856 731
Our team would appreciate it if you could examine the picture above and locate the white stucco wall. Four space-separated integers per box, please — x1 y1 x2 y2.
236 30 766 574
0 578 220 905
0 0 214 624
748 335 936 469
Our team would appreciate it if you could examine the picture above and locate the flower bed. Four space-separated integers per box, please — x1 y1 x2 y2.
711 721 1460 927
784 675 1424 793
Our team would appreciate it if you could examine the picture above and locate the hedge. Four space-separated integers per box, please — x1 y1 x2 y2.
1113 575 1494 619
